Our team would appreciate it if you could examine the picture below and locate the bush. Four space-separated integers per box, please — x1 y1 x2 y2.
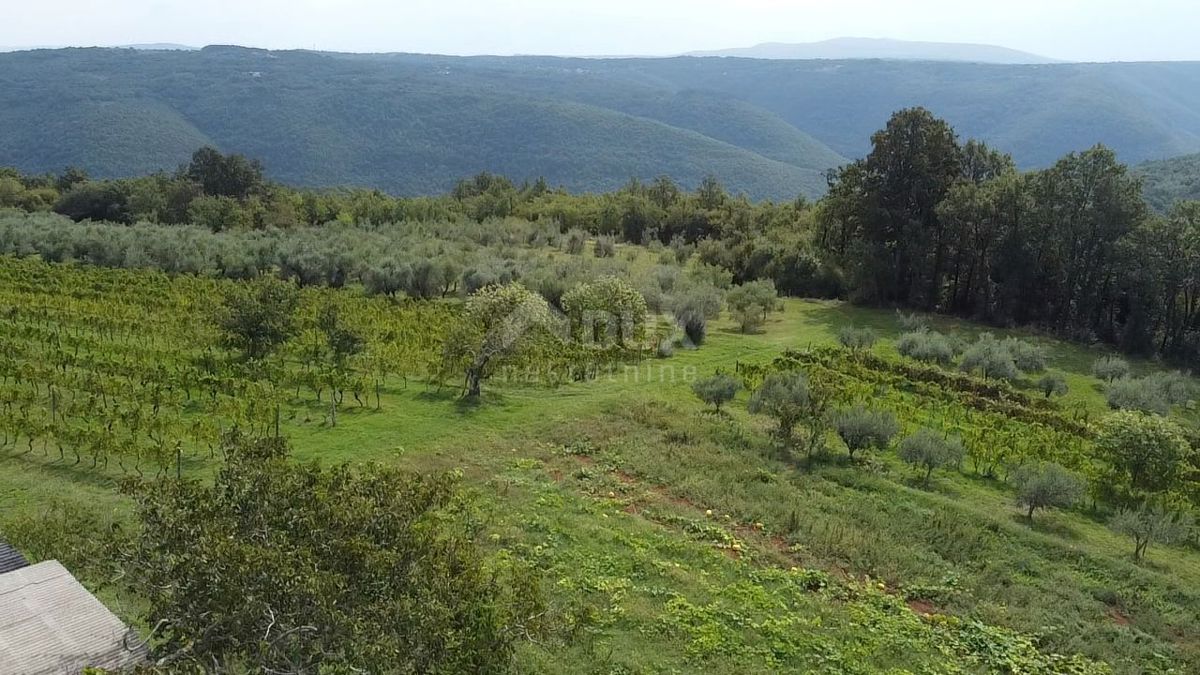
1013 463 1084 521
1093 356 1131 382
670 284 723 346
896 331 955 366
564 228 586 254
959 334 1020 381
896 311 928 333
1036 372 1069 398
1106 377 1170 415
692 372 741 412
593 235 615 258
833 404 899 459
898 428 965 484
837 326 878 353
1110 506 1194 561
1003 338 1047 373
726 280 779 333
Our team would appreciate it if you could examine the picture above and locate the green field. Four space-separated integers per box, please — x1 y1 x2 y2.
2 251 1198 673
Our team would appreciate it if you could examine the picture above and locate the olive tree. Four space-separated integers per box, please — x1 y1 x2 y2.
1093 356 1131 382
691 372 741 412
726 280 780 333
1110 506 1194 561
896 330 955 366
748 370 828 463
561 276 648 347
1094 411 1192 502
837 326 878 353
1037 373 1069 399
442 282 557 398
669 283 723 346
833 405 899 460
898 429 965 485
1013 463 1085 521
959 334 1019 380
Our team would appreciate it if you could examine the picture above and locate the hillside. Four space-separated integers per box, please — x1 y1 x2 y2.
4 48 1200 195
1136 152 1200 211
687 37 1057 64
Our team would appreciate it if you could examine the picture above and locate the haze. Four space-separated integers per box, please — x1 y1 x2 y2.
3 0 1199 62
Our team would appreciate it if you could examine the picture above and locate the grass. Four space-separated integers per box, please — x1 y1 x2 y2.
2 295 1198 673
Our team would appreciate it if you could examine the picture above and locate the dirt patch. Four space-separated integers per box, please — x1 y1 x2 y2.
1106 606 1132 626
906 599 938 616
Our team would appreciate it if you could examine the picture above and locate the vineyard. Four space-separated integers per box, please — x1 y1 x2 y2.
0 255 457 476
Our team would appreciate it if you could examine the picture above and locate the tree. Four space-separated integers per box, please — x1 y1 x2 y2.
1093 356 1131 382
959 334 1019 380
561 277 648 347
726 280 780 333
1094 411 1192 501
1003 338 1046 373
1110 506 1194 561
1013 463 1084 521
1037 373 1069 399
53 181 133 223
692 372 740 412
833 405 899 460
119 430 541 672
216 276 300 361
185 146 265 200
1106 377 1170 415
898 429 965 485
443 283 556 398
316 303 365 426
896 330 955 366
836 326 878 353
669 283 723 346
748 370 828 463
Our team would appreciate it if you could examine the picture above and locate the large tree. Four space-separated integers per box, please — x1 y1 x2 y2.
443 282 557 397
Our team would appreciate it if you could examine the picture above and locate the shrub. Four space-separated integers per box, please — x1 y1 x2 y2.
833 405 899 459
1110 506 1194 561
837 326 878 353
959 334 1020 381
748 370 829 463
896 311 928 333
593 235 616 258
1106 377 1170 415
670 284 723 346
1036 372 1069 398
1003 338 1047 373
896 331 955 366
1093 356 1131 382
564 228 586 254
898 428 965 484
692 372 741 412
726 280 779 333
1013 463 1084 521
1094 411 1191 499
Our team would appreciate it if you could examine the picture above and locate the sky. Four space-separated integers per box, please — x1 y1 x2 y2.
3 0 1199 62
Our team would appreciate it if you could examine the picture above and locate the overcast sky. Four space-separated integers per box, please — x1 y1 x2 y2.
4 0 1198 62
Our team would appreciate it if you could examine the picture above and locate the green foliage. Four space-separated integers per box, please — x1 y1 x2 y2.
896 330 955 366
833 404 899 459
748 370 828 462
1136 153 1200 212
725 280 779 333
1004 338 1047 373
216 276 300 361
898 428 965 484
561 276 648 347
669 283 723 346
836 325 878 352
1104 372 1192 415
1037 372 1070 398
443 282 557 397
1094 411 1193 501
119 430 540 672
1013 463 1085 521
691 372 741 412
959 333 1020 381
1093 356 1131 382
1110 506 1195 561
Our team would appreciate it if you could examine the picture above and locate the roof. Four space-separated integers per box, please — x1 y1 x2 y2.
0 560 147 674
0 541 29 575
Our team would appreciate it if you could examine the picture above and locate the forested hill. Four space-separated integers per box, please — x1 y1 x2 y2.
4 47 1200 199
1137 152 1200 212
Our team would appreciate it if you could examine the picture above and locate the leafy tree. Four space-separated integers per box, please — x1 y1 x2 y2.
1110 506 1194 561
316 303 365 426
1094 411 1193 501
1013 463 1084 521
898 429 965 484
959 334 1020 380
216 276 300 361
119 430 541 673
443 283 556 397
896 330 955 366
833 405 899 460
837 326 878 353
593 235 616 258
1037 372 1069 399
669 283 723 346
188 194 250 232
691 372 740 412
185 146 265 200
726 280 780 333
53 181 133 223
1093 356 1131 382
748 370 828 463
1106 377 1171 415
561 277 648 347
1003 338 1046 373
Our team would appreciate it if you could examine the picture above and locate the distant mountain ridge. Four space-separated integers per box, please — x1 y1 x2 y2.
687 37 1057 64
3 47 1200 200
